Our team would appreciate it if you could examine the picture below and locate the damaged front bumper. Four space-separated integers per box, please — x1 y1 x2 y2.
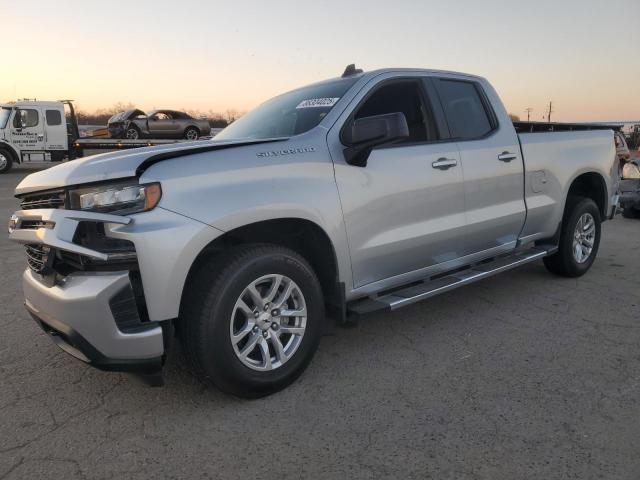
9 207 165 373
24 269 164 372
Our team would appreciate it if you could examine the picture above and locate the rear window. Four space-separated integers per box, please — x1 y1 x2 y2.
46 109 62 126
435 79 494 139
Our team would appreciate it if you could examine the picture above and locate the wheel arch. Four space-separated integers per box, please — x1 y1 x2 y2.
179 217 345 323
565 171 608 220
0 141 20 164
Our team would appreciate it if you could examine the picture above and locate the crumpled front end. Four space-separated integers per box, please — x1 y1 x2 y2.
8 188 222 373
9 197 165 371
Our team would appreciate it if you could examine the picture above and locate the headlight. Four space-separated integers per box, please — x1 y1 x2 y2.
68 181 162 215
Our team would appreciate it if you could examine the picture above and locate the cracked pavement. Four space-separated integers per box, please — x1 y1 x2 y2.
1 168 639 479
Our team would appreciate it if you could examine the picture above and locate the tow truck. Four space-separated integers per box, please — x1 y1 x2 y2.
0 100 203 173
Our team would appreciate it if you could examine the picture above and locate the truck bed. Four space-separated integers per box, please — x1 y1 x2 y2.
516 128 616 242
514 121 622 133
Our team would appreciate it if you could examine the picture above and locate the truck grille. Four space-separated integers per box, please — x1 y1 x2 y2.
25 244 51 273
20 192 65 210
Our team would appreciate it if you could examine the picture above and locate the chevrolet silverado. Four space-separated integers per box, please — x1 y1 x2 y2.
8 66 619 397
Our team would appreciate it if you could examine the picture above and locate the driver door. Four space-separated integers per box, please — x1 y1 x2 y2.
10 107 45 154
330 77 467 289
148 112 174 136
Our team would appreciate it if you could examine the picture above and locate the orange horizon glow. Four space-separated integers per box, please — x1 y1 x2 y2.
1 0 638 123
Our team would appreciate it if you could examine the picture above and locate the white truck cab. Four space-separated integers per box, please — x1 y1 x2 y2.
0 100 70 171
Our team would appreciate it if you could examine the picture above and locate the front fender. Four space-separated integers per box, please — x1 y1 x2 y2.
138 140 354 293
107 207 224 321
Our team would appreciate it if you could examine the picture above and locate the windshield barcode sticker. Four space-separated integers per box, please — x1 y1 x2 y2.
296 98 340 109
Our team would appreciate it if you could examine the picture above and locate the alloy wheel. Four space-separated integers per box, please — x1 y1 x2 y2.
572 213 596 263
186 129 198 140
229 274 307 371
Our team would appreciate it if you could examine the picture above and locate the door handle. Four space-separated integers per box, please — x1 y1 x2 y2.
498 151 518 162
432 158 457 170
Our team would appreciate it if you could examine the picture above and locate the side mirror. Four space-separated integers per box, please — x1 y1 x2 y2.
622 162 640 180
343 112 409 166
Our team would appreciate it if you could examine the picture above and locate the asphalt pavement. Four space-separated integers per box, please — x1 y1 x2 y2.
1 166 639 479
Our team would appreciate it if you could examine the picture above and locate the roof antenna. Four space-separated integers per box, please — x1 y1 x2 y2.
342 64 363 77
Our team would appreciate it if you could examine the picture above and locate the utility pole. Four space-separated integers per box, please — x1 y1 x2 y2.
525 107 533 122
547 101 553 123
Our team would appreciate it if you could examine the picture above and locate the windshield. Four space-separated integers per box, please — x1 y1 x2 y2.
216 77 358 141
0 107 11 129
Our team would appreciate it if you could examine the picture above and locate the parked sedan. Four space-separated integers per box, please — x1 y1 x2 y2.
108 109 211 140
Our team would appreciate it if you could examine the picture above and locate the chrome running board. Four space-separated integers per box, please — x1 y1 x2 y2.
347 246 555 317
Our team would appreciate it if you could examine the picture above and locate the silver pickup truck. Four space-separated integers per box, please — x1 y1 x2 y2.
8 67 619 397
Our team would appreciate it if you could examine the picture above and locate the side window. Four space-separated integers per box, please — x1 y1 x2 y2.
45 110 62 126
354 81 437 144
435 79 494 139
13 109 39 128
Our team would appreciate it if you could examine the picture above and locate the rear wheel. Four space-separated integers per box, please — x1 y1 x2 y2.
543 197 601 277
622 207 639 219
184 127 199 140
0 148 14 173
180 244 324 398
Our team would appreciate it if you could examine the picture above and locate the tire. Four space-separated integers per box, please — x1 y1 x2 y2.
543 197 601 277
622 207 640 219
125 126 141 140
0 148 14 173
184 127 199 140
180 244 325 398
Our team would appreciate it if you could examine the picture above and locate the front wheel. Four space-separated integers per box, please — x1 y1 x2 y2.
0 148 14 173
180 244 325 398
125 126 141 140
543 197 601 277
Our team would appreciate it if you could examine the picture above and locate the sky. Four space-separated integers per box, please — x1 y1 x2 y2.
1 0 638 122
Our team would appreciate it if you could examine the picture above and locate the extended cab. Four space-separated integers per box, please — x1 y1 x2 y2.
8 67 619 397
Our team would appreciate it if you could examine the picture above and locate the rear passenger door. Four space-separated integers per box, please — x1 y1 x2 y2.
433 78 526 257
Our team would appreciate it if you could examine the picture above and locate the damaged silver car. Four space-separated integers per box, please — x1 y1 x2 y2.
108 109 211 140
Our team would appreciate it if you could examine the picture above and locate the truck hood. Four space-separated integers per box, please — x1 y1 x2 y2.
14 138 282 196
